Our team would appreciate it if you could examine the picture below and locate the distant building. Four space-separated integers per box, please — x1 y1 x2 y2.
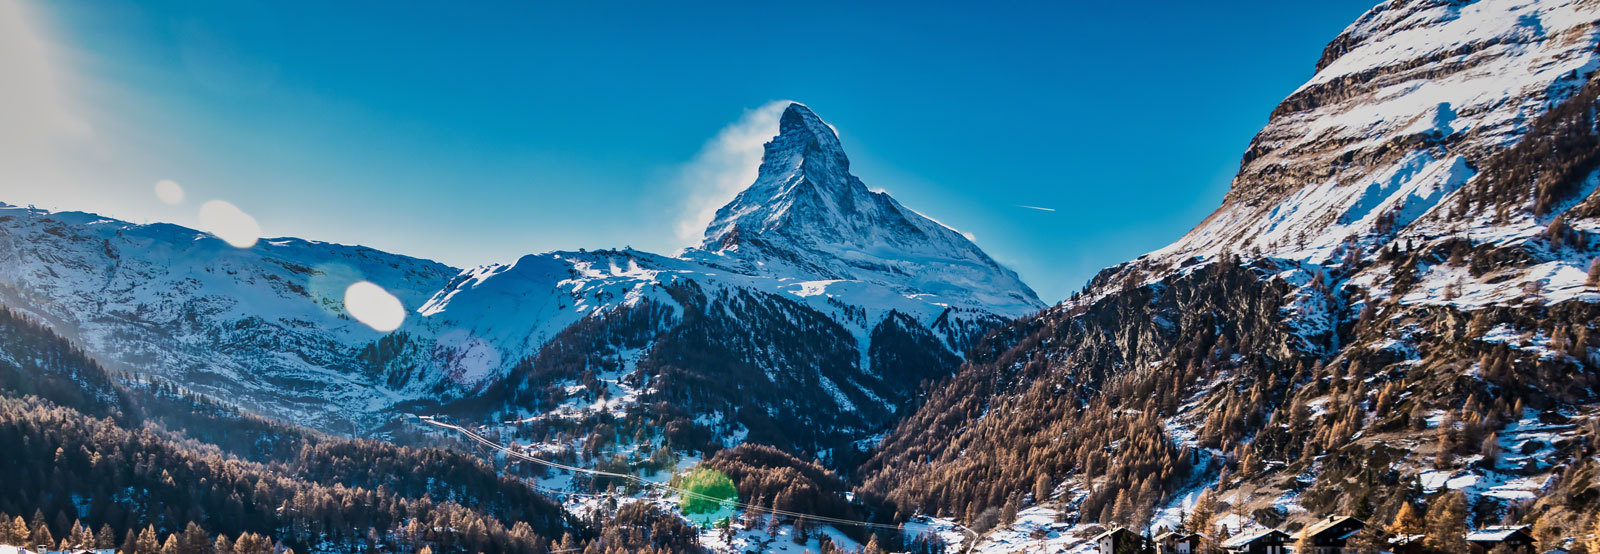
1154 531 1203 554
1467 526 1537 553
1220 529 1290 554
1094 527 1153 554
1296 515 1365 554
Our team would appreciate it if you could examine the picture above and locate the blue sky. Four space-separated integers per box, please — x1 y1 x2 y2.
2 0 1377 302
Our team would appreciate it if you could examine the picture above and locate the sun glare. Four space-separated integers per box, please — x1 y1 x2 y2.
155 179 185 205
197 200 260 248
344 281 405 332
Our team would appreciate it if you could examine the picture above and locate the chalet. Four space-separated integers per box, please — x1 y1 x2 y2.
1154 531 1203 554
1296 515 1365 554
1467 526 1537 553
1094 527 1152 554
1220 529 1290 554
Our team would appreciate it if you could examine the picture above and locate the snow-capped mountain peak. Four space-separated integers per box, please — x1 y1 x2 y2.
692 102 1043 316
761 101 849 176
0 103 1044 437
700 102 861 250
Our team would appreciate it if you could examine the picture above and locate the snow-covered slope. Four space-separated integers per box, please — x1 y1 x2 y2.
0 104 1040 442
863 2 1600 552
1153 0 1600 267
409 103 1042 389
403 104 1043 452
0 204 457 429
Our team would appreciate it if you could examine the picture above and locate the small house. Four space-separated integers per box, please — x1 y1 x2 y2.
1220 529 1290 554
1154 531 1203 554
1297 515 1366 554
1467 526 1537 554
1094 527 1152 554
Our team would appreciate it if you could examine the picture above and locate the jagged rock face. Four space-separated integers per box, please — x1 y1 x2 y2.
1157 0 1600 265
690 103 1042 317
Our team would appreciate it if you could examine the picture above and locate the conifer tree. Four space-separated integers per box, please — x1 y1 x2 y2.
93 523 116 549
1424 491 1469 553
864 533 885 554
178 521 210 554
29 520 53 549
161 533 182 554
1482 432 1501 467
1387 502 1425 537
136 525 161 554
0 514 21 545
1580 510 1600 554
68 520 92 548
122 529 139 554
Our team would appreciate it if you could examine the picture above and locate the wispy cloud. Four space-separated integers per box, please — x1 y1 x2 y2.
1017 204 1056 212
672 100 792 247
0 0 96 187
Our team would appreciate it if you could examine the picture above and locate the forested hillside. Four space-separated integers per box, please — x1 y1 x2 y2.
859 1 1600 551
0 305 577 553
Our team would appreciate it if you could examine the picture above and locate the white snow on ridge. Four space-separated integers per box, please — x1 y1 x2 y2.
1156 0 1600 267
0 204 458 428
0 104 1043 430
690 103 1044 319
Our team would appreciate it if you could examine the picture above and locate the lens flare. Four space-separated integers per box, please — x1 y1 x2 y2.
344 281 405 332
154 179 185 205
197 200 260 248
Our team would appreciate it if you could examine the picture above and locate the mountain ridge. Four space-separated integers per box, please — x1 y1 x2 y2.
859 0 1600 551
0 104 1041 460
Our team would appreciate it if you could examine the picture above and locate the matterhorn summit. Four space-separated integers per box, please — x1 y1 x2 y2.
688 103 1042 316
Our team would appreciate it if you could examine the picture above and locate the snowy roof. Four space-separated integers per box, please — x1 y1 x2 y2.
1092 527 1140 541
1155 531 1203 544
1221 529 1288 548
1467 526 1534 543
1299 515 1364 540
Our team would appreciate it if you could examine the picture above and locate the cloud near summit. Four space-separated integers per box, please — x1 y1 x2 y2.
672 100 793 247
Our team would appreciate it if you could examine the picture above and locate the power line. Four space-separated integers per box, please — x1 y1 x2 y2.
417 416 979 548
